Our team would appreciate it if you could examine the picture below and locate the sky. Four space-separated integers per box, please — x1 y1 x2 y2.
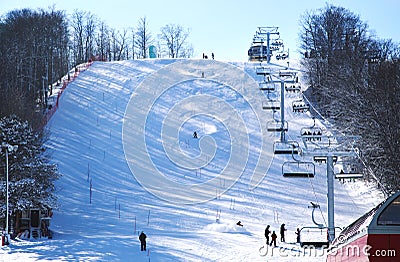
1 0 399 61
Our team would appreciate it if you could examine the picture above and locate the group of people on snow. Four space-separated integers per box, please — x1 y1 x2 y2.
264 223 300 247
202 53 215 59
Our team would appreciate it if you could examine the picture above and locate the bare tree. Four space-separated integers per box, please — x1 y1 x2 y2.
0 8 68 126
84 12 97 61
70 10 85 64
299 4 400 193
159 24 190 58
95 21 110 61
134 17 152 59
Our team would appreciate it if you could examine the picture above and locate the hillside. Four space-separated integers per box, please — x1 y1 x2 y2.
1 59 382 261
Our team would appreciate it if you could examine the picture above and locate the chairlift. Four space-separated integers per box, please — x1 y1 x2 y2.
292 100 310 113
300 118 323 142
276 51 288 60
285 83 301 92
282 161 315 178
299 227 329 247
313 156 337 164
271 39 283 46
267 120 288 132
259 81 275 91
269 45 279 51
252 36 264 44
279 70 297 78
334 162 363 181
273 140 299 155
256 66 272 75
262 100 280 111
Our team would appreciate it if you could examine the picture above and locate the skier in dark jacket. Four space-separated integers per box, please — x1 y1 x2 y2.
270 231 277 247
139 231 147 251
280 223 286 242
264 225 271 245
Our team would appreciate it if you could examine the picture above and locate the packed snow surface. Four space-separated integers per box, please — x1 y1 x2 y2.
1 59 381 261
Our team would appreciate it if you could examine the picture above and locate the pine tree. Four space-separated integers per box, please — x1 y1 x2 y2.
0 115 60 229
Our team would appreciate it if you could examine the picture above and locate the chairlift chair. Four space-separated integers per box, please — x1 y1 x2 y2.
273 140 299 155
334 162 363 181
285 83 301 92
300 118 323 142
262 100 280 111
267 120 288 132
271 39 283 46
259 81 275 91
313 156 337 164
269 45 279 51
276 52 289 60
256 66 272 75
292 100 310 113
299 227 329 247
282 161 315 178
279 70 297 78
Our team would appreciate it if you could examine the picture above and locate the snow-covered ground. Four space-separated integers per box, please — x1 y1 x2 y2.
1 58 382 261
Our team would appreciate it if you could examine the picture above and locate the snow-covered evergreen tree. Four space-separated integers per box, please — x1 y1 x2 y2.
0 115 60 229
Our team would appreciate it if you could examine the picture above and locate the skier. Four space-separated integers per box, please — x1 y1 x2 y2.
193 131 198 138
236 221 243 227
139 231 147 251
295 228 301 243
264 225 271 245
270 231 277 247
280 223 287 242
212 53 215 59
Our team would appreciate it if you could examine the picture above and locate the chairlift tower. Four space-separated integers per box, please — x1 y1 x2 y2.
258 66 300 152
300 135 360 243
254 27 280 63
248 26 283 63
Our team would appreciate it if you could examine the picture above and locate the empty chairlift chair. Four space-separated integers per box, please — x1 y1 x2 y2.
256 66 272 76
262 100 280 111
282 161 315 178
313 156 337 164
259 81 275 91
267 120 288 132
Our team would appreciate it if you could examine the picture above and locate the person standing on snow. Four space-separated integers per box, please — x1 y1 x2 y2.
139 231 147 251
295 228 301 243
264 225 271 245
270 231 277 247
280 223 287 242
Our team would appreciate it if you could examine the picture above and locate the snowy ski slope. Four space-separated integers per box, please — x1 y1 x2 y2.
1 59 382 261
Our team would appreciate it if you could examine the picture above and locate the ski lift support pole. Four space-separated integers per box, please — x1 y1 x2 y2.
301 136 359 243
